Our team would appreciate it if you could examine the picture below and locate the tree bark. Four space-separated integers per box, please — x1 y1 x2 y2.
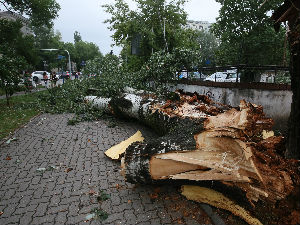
286 17 300 159
86 91 299 203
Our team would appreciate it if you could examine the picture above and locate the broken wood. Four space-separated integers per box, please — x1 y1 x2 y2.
105 130 144 160
86 90 299 204
181 185 263 225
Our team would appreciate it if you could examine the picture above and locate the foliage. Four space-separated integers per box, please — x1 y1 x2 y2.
90 208 108 221
103 0 188 68
83 47 201 94
72 41 102 71
34 27 65 71
212 0 287 67
74 31 82 43
134 47 199 90
1 0 60 28
1 0 59 103
174 28 218 67
83 54 131 97
34 29 102 72
0 91 41 140
275 72 291 84
0 19 37 105
97 190 110 202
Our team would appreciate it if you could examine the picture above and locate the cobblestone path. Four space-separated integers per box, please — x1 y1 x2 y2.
0 114 221 225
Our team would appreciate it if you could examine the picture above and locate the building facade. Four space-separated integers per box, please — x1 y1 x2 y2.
0 11 33 35
185 20 212 32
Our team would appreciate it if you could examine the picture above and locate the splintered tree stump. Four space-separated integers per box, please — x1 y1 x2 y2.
85 90 300 204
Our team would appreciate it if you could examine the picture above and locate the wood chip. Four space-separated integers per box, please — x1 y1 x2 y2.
181 185 263 225
105 130 144 160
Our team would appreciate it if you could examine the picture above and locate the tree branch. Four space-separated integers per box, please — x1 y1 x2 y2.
0 0 12 12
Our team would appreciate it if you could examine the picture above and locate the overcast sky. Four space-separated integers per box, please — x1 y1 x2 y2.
53 0 221 55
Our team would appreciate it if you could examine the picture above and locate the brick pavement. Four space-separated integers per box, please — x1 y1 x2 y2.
0 113 223 225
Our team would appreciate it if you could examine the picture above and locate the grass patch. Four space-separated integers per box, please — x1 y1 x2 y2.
0 92 42 140
0 88 5 96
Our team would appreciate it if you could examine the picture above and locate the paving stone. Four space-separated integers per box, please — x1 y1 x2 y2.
0 113 219 225
18 211 35 225
55 211 68 224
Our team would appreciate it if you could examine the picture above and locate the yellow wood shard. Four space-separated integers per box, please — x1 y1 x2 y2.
262 130 274 139
105 130 144 160
181 185 263 225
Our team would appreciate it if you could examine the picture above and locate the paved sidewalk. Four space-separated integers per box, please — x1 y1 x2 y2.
0 114 221 225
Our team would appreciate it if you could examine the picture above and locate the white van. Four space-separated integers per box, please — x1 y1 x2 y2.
31 71 50 84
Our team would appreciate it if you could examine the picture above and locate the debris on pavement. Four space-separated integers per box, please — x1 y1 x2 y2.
36 165 59 172
85 213 96 221
181 185 262 225
65 167 73 173
5 155 12 160
85 189 110 222
105 130 144 160
36 167 46 172
90 208 109 221
86 90 300 224
5 137 17 144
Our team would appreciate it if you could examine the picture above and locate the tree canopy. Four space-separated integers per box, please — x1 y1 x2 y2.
103 0 188 67
74 31 82 43
1 0 60 27
0 19 35 104
212 0 287 66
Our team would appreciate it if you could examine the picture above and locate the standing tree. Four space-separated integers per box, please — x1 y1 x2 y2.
103 0 188 69
73 41 102 71
0 0 60 103
34 26 65 70
74 31 82 43
212 0 287 81
180 28 218 67
272 0 300 159
0 20 29 105
62 32 102 72
1 0 60 28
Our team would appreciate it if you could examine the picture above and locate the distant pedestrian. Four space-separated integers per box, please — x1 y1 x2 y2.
75 72 79 79
43 72 48 87
24 71 33 92
51 72 58 87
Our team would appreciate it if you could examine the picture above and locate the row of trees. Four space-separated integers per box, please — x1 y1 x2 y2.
85 0 288 91
102 0 218 71
99 0 287 75
36 27 102 72
0 0 60 104
95 0 297 160
0 0 102 103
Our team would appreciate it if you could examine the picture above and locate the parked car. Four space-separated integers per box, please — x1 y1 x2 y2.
204 72 240 82
31 71 51 84
190 72 207 81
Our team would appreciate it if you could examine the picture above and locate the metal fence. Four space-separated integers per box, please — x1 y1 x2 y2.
177 64 290 84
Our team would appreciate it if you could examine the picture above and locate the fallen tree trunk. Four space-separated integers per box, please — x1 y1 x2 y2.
85 90 299 204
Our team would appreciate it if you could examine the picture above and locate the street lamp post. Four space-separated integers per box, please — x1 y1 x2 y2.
40 49 71 73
